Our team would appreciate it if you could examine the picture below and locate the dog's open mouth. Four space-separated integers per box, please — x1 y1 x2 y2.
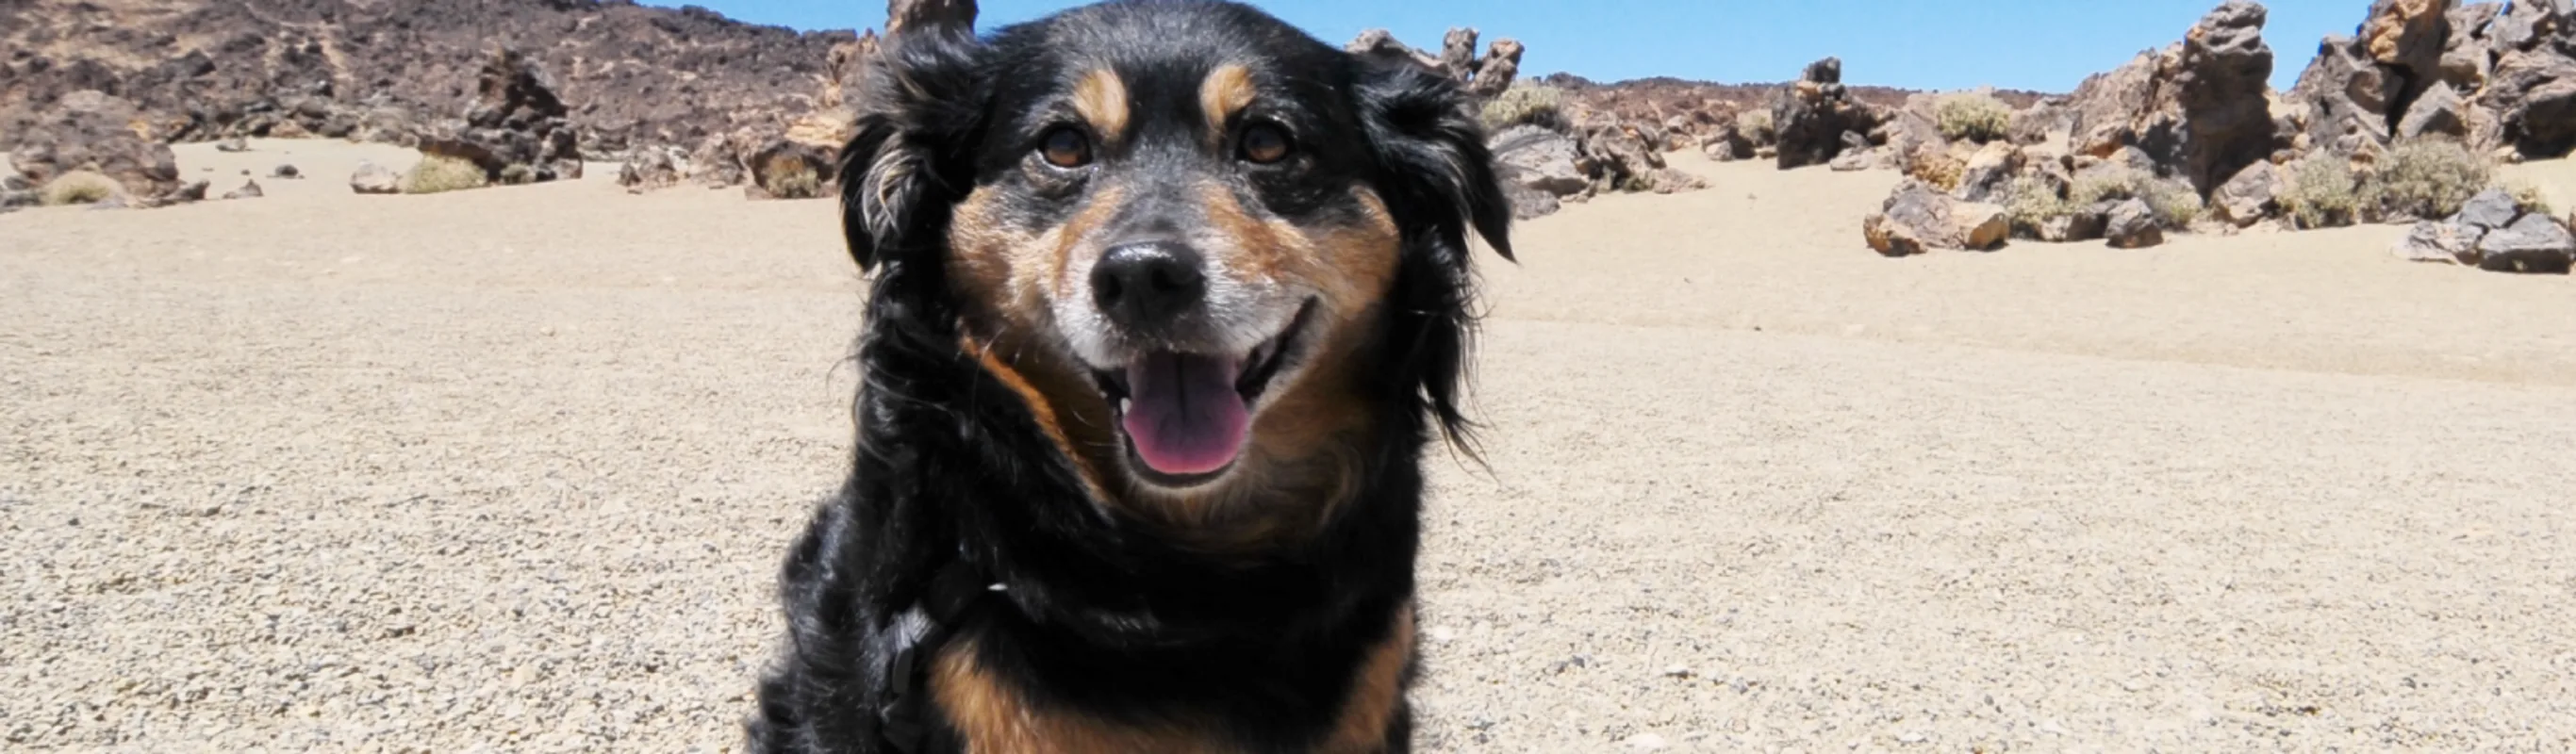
1093 300 1317 484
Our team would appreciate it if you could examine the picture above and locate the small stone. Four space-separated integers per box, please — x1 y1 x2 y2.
1660 664 1693 679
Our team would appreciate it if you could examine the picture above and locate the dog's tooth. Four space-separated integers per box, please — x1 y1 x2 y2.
1119 398 1131 415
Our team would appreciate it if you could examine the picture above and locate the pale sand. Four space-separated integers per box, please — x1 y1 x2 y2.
4 139 2573 751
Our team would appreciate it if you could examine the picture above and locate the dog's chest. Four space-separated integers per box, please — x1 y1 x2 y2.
929 613 1413 754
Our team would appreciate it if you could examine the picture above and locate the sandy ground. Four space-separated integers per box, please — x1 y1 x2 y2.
5 139 2575 752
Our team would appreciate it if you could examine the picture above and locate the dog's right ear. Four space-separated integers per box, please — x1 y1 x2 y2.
839 28 986 271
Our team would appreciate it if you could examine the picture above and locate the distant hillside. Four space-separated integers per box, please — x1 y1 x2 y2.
1 0 860 152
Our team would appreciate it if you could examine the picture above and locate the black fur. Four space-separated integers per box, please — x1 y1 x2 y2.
750 3 1510 751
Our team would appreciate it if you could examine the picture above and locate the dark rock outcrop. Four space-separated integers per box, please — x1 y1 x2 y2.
2069 2 2277 198
6 90 189 205
1 0 869 153
2393 188 2574 272
1772 57 1888 170
414 49 581 186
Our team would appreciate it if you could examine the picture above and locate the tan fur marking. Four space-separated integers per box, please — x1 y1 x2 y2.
1073 68 1131 144
1198 63 1256 138
933 639 1225 753
967 337 1116 504
1321 611 1417 753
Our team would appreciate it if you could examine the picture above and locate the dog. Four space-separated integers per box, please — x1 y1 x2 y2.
748 2 1512 751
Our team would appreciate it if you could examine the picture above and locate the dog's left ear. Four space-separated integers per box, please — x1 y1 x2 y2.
1353 61 1514 263
839 27 987 271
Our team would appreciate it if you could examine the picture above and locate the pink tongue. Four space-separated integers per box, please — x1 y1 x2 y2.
1121 352 1249 476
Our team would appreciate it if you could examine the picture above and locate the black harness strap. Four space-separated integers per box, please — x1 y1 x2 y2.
879 560 996 754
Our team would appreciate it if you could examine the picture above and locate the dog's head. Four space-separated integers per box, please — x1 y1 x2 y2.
841 1 1510 532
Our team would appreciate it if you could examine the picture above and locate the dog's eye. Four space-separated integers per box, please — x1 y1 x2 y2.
1239 123 1292 165
1039 127 1092 169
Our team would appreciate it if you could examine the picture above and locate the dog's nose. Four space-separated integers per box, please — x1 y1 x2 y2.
1091 241 1208 327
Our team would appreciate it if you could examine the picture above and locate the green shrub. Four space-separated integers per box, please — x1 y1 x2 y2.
1478 84 1570 133
2069 166 2200 228
497 163 536 186
1935 93 2013 144
401 154 489 194
39 171 121 205
2280 156 2365 229
2369 138 2490 220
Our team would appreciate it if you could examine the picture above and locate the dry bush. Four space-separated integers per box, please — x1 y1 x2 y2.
1479 84 1570 134
497 164 536 186
40 171 121 205
1735 108 1775 145
1907 146 1966 191
2003 175 2073 233
2280 156 2365 229
401 155 489 195
2071 166 2200 228
1935 93 2013 144
2504 180 2554 216
758 156 826 200
2369 138 2491 220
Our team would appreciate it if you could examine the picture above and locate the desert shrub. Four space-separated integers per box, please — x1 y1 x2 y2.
2504 180 2555 216
402 155 489 194
2070 166 2201 228
2002 175 2073 233
1735 108 1775 144
497 163 536 186
1479 84 1570 133
39 171 121 205
1935 92 2013 144
1907 146 1966 191
759 156 826 200
2279 156 2365 229
2369 138 2490 219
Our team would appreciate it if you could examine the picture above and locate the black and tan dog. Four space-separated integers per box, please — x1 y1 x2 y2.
748 1 1511 751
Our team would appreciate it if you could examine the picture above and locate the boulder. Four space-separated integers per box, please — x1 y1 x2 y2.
2065 2 2278 197
2105 198 2165 248
1954 141 2023 203
2211 159 2280 226
222 179 263 200
886 0 977 35
1490 125 1592 198
2476 213 2575 271
2455 187 2524 230
2439 3 2503 90
1864 181 2008 255
421 48 582 186
1440 28 1480 81
2039 207 2110 242
2396 79 2469 139
1829 147 1889 172
2361 0 2453 106
8 90 185 203
1346 29 1445 73
2392 219 2485 264
617 147 686 194
350 162 401 194
1772 57 1884 170
2481 49 2576 158
1470 39 1525 98
687 128 758 188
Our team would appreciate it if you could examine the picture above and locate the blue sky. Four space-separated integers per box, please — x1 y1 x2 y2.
649 1 2372 92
